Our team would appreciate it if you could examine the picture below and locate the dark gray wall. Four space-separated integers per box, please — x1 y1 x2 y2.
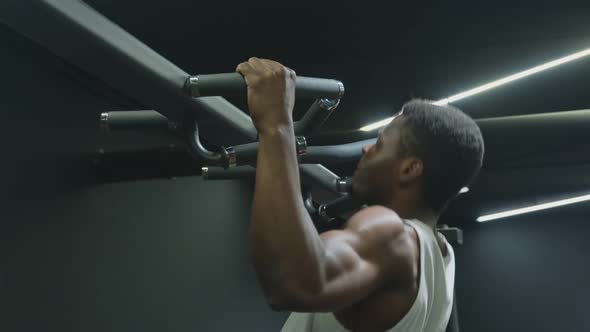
455 207 590 332
3 179 291 332
0 26 288 332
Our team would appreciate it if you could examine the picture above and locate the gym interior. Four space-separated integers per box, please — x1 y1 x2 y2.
1 2 589 332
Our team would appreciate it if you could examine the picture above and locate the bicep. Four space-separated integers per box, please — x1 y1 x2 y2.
279 208 409 312
291 233 383 312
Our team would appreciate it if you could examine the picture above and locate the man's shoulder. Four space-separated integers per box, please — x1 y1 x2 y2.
346 205 419 275
346 205 403 229
346 206 415 246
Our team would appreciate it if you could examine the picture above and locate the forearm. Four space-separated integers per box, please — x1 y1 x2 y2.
249 124 326 295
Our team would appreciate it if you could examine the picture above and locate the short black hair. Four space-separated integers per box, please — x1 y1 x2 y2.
397 99 485 213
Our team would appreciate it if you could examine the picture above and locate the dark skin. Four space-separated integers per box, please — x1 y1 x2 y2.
237 58 445 331
353 116 439 230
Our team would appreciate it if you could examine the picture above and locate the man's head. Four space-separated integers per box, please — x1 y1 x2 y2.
352 99 485 217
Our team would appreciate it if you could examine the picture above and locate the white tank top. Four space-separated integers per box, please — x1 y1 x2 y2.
280 218 455 332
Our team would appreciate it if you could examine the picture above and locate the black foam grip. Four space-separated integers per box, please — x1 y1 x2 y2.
193 73 344 100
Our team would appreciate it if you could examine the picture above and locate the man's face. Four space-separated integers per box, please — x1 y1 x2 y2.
352 116 406 204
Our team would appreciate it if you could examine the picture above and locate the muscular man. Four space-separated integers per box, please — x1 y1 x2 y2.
237 57 484 332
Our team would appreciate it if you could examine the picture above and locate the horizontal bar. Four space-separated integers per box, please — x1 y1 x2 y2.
202 166 256 180
299 164 346 194
203 164 346 195
187 73 345 100
100 110 170 132
317 194 364 223
301 139 376 164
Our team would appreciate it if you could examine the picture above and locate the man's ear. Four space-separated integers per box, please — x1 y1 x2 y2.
399 158 423 184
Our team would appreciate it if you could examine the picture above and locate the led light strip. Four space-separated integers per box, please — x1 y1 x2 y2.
477 193 590 222
360 47 590 132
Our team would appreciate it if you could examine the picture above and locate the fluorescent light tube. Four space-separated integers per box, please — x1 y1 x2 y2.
477 193 590 222
360 47 590 131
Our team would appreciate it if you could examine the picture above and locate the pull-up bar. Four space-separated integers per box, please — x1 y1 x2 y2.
185 73 345 100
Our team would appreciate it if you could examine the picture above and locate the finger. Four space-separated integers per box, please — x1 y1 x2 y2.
248 57 272 72
235 62 259 87
284 66 297 80
236 61 255 76
258 58 294 81
259 58 285 73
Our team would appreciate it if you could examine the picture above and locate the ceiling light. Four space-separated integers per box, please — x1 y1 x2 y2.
477 192 590 222
360 47 590 131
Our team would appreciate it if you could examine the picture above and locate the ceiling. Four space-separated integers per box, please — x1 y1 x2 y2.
5 2 590 225
82 3 590 127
